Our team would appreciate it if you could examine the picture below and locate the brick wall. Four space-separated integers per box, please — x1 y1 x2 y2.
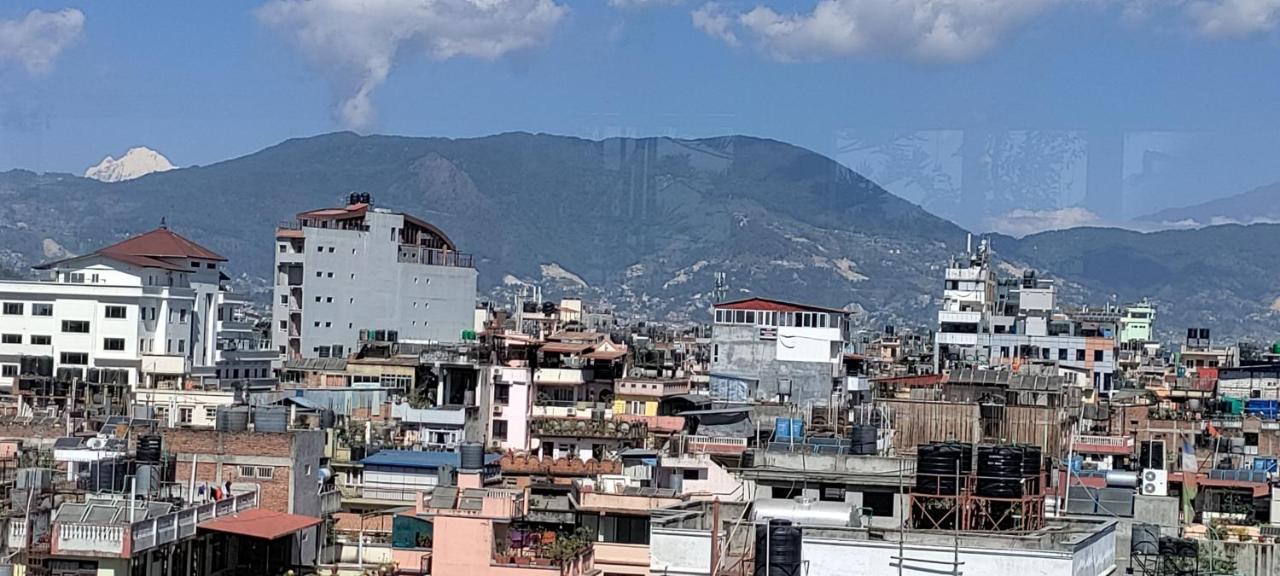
166 429 295 513
174 460 293 513
164 429 293 456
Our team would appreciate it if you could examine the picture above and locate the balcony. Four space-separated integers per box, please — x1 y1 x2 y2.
936 332 979 346
217 320 255 333
945 267 984 281
390 403 469 427
529 417 647 440
141 354 189 375
937 310 982 324
321 488 342 515
396 245 474 268
1071 435 1135 456
534 368 586 386
53 492 258 558
217 345 279 362
530 401 608 419
668 435 748 456
615 379 690 398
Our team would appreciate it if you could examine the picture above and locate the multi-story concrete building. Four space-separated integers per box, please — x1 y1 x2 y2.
709 297 849 406
0 226 269 392
934 238 1120 395
272 194 478 361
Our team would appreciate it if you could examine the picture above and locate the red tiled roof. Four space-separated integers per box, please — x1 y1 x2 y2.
97 227 226 261
713 297 846 314
540 342 595 355
198 508 322 540
34 226 224 271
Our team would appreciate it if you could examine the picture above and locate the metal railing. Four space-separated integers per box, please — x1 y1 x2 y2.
396 245 474 268
55 491 259 558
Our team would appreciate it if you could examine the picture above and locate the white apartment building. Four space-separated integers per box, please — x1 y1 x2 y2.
0 226 270 392
272 194 478 361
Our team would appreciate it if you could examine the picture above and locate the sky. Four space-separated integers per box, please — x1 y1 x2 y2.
2 0 1280 230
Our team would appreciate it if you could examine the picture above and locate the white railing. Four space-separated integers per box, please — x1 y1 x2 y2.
321 489 343 515
1072 435 1134 449
7 520 26 550
57 491 259 558
534 368 587 385
673 435 748 455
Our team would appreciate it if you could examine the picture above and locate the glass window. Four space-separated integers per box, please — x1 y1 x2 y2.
105 305 127 319
1 334 19 344
31 335 51 345
60 352 88 365
103 338 125 351
32 303 53 316
2 303 23 315
61 320 90 333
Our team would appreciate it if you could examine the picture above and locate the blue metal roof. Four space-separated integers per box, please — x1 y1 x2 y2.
360 450 500 470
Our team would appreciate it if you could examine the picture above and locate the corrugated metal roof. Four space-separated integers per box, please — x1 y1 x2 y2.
282 357 348 371
360 449 500 470
199 508 322 540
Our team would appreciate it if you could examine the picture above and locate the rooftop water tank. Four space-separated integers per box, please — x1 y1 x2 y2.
254 406 289 433
750 497 856 528
459 442 485 471
754 518 803 576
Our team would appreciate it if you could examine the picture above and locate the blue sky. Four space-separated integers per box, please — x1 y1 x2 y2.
2 0 1280 229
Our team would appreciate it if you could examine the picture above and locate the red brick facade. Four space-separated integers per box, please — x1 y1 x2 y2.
166 430 295 513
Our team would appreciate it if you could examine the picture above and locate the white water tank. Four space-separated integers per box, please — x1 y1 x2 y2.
751 497 858 528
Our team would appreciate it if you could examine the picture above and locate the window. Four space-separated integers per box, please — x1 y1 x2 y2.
681 468 703 481
279 320 287 331
179 407 193 424
316 271 322 277
862 491 895 517
31 335 50 345
177 340 185 353
66 272 85 283
1 365 15 377
61 320 90 333
1 334 20 344
492 419 508 440
317 245 324 252
280 295 288 304
820 483 846 502
279 244 287 253
60 352 88 365
1076 349 1085 361
1094 350 1104 362
316 346 330 358
191 261 201 268
105 305 127 319
625 400 646 415
712 344 719 363
315 296 321 303
325 297 332 303
103 338 125 351
238 465 274 479
999 346 1009 358
32 303 52 316
494 383 510 405
326 272 333 278
2 303 22 315
327 246 334 253
1058 348 1067 361
206 263 215 269
179 309 187 323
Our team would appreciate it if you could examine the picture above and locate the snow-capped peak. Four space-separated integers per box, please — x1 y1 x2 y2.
84 147 176 183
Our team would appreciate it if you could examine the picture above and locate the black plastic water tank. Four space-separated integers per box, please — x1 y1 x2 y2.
459 442 485 471
1021 445 1042 494
754 519 803 576
849 424 877 455
976 444 1025 498
136 434 162 464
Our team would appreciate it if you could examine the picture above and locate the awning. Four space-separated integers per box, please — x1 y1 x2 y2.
677 406 752 426
199 508 322 540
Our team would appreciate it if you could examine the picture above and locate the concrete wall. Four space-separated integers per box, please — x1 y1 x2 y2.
711 325 836 406
275 210 478 359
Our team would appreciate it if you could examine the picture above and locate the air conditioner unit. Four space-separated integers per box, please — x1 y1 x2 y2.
566 407 577 416
1140 469 1168 497
492 405 503 415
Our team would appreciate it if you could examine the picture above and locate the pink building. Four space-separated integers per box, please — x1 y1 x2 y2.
394 470 599 575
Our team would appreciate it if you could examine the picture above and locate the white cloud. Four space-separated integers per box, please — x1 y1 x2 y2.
984 207 1103 237
692 3 739 47
690 0 1067 62
257 0 567 130
0 9 84 74
1187 0 1280 38
610 0 684 7
717 0 1061 62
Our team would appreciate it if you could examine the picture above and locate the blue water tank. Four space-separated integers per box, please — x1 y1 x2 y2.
1253 458 1278 473
1245 399 1279 419
774 418 804 440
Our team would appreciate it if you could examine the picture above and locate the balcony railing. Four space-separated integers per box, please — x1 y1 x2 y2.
669 435 749 455
534 368 587 385
321 488 342 515
396 245 474 268
54 492 258 558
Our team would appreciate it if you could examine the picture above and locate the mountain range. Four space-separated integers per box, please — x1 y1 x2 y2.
2 132 1278 341
1138 181 1280 227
